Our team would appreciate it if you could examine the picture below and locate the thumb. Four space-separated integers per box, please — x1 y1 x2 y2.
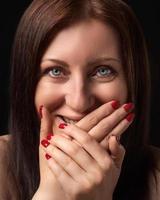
108 135 125 169
40 106 53 141
39 106 55 183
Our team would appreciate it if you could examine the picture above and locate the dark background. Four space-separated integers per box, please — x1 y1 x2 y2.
0 1 160 147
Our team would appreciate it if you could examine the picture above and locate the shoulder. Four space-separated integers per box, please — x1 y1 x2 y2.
0 134 11 181
0 135 11 197
0 134 19 199
148 145 160 200
0 134 10 143
0 134 11 146
0 134 11 163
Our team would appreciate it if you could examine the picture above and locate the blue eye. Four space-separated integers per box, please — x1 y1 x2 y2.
95 66 115 77
96 67 111 76
48 67 63 77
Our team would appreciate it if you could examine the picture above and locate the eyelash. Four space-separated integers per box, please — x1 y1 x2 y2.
91 66 117 79
42 66 66 78
42 65 117 80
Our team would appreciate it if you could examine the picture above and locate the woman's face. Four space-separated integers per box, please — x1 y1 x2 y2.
35 19 127 131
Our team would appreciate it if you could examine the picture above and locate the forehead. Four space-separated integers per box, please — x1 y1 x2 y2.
42 19 121 62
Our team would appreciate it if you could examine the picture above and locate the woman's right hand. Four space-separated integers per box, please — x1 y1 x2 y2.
32 100 134 199
32 107 68 200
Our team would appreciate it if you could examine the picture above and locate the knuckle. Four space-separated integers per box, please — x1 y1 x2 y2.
75 177 93 194
81 134 92 145
67 144 80 155
102 155 113 171
100 119 112 131
64 156 72 166
93 169 103 185
83 179 93 192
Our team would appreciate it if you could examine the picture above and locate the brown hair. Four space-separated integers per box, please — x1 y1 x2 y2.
9 0 154 199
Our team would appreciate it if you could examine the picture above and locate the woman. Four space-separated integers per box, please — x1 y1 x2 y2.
0 0 159 199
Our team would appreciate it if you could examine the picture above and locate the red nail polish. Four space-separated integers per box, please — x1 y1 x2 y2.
45 154 51 160
123 103 134 112
111 100 120 109
126 113 135 122
47 133 54 140
39 105 44 118
59 123 68 129
41 139 50 147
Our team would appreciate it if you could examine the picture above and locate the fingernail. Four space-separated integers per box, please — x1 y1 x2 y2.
45 154 51 160
39 105 44 118
107 134 112 140
111 100 120 109
123 103 134 112
108 134 120 143
41 139 50 147
126 113 135 122
59 123 68 129
115 135 121 144
47 133 54 140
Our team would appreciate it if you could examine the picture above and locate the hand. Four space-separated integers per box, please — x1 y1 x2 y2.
40 101 134 199
41 123 125 200
37 101 134 200
32 107 69 200
76 101 134 147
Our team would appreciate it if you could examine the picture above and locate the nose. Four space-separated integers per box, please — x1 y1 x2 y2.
65 78 95 113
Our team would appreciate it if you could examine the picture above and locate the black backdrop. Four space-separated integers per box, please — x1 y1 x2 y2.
0 0 160 147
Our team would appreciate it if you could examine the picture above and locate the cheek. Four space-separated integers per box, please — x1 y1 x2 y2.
94 80 127 104
34 81 63 111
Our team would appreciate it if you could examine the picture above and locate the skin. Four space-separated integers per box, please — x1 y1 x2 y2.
33 19 134 200
35 19 127 131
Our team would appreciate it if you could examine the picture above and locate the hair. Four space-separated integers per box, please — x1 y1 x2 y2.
9 0 156 199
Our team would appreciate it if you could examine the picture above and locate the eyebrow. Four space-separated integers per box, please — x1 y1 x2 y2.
41 57 121 67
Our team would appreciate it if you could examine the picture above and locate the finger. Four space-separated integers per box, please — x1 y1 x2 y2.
40 106 53 141
41 139 103 193
107 112 135 138
100 112 135 148
76 100 120 131
49 134 97 173
44 149 75 186
39 106 54 181
46 155 81 196
108 136 125 169
61 124 111 170
89 103 134 142
41 139 86 181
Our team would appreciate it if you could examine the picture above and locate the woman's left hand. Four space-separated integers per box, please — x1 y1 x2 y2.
41 123 125 200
